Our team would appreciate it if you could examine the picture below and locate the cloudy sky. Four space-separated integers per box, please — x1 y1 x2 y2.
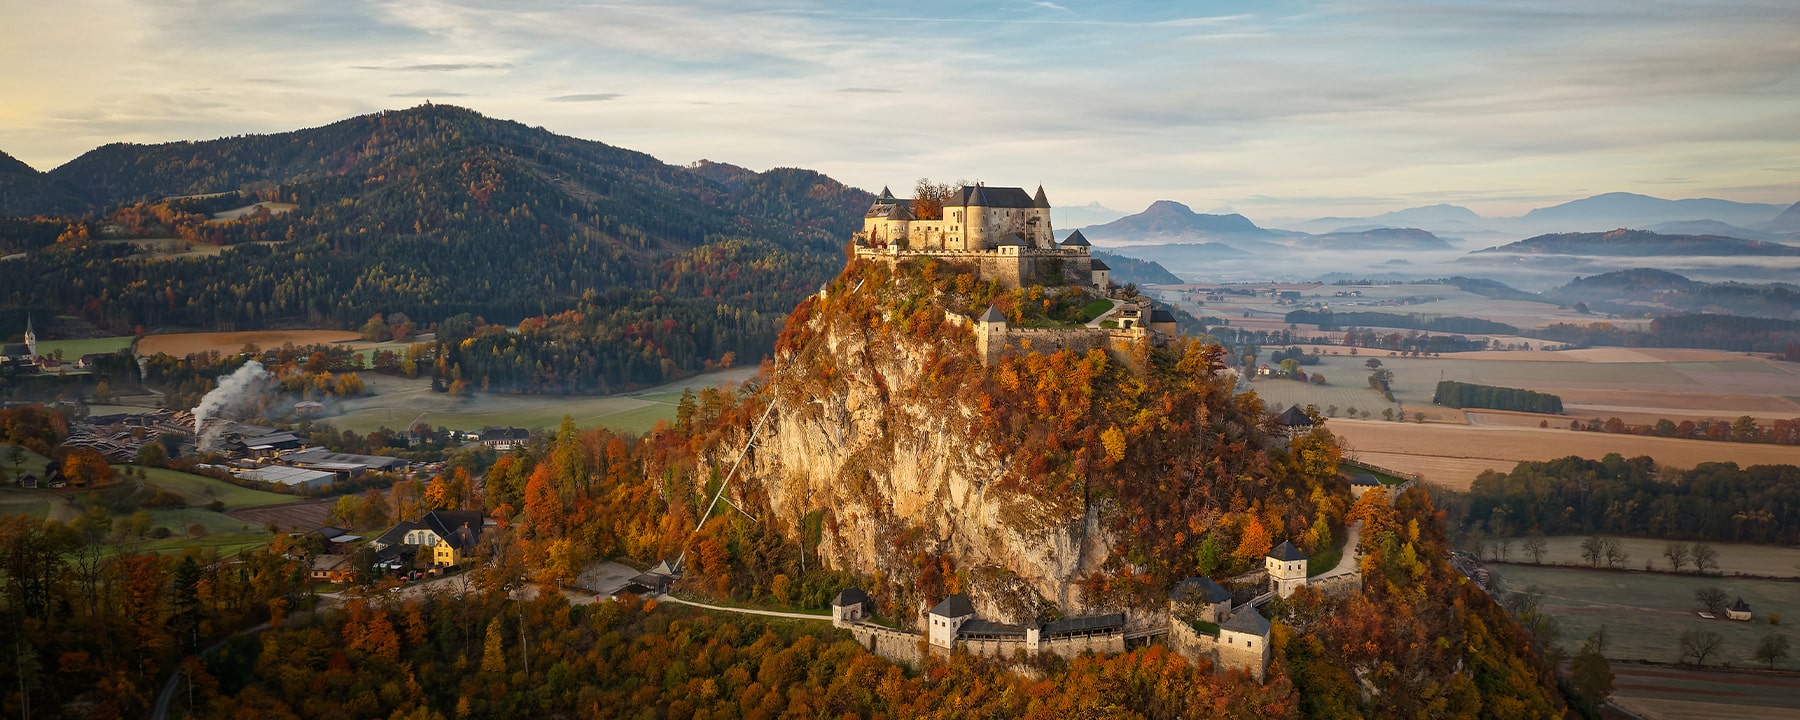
3 0 1797 220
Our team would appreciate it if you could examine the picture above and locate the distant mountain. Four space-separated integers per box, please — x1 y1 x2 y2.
1645 219 1784 242
1290 204 1488 234
1092 250 1184 285
1055 201 1129 229
0 149 86 216
1292 227 1453 251
1549 268 1800 319
1768 200 1800 233
1105 243 1250 276
1517 192 1785 232
1476 229 1800 257
1077 200 1275 243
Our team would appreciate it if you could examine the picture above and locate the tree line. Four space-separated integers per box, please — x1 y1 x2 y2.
1433 380 1564 414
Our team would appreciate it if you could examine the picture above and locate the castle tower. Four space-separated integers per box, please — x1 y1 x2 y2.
23 316 36 357
1031 185 1053 247
1267 541 1310 598
976 305 1007 366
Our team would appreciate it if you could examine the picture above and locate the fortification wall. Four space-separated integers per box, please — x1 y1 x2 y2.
848 624 925 669
1168 620 1219 667
1310 571 1363 597
1039 632 1126 660
1217 635 1269 682
961 637 1027 660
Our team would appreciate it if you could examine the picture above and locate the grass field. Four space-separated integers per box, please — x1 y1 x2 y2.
138 330 362 357
29 336 135 359
1500 535 1800 579
1327 419 1800 490
1498 564 1796 666
328 367 759 435
134 466 300 509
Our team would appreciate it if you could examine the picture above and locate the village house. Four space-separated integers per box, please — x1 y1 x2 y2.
1727 597 1753 621
309 554 354 583
371 509 488 567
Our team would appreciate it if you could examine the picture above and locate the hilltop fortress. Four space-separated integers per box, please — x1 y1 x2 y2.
852 183 1174 364
855 184 1106 289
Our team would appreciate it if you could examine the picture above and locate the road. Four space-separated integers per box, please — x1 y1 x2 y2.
653 594 831 621
1313 520 1363 580
150 620 274 720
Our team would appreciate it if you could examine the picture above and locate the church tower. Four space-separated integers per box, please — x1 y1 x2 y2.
23 316 37 357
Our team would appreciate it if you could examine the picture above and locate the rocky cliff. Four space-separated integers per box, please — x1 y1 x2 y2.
724 258 1292 624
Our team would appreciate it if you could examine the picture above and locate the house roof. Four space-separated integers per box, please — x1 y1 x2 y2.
1221 608 1271 636
832 588 870 607
1149 309 1176 324
994 232 1027 246
1351 473 1381 486
372 520 420 548
1272 405 1315 427
1269 540 1309 561
1730 597 1751 611
929 593 976 618
959 619 1027 637
945 185 1037 209
1089 259 1110 271
1061 229 1090 247
421 510 484 548
1171 576 1233 604
879 186 894 199
1043 612 1126 636
476 427 530 442
979 305 1005 324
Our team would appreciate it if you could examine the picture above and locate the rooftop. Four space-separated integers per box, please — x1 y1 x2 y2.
1269 540 1309 561
1171 576 1233 604
1042 612 1126 636
929 593 976 618
832 588 870 608
1221 608 1271 636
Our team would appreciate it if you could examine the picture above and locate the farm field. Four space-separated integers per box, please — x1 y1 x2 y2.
1251 348 1800 423
1328 419 1800 490
327 366 759 435
1157 282 1631 332
1505 535 1800 578
135 466 300 509
137 329 362 357
29 335 135 359
209 202 298 221
1498 564 1795 666
228 497 335 532
1609 666 1800 719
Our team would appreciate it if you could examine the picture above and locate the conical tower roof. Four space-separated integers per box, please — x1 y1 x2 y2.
1033 185 1050 208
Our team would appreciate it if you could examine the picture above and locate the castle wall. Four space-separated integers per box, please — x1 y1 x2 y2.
1168 619 1219 667
848 624 925 669
961 637 1028 660
1038 632 1126 660
1218 629 1270 682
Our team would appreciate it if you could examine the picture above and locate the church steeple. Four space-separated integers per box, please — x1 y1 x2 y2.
23 316 36 357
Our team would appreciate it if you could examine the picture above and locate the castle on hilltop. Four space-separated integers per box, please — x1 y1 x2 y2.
855 184 1104 289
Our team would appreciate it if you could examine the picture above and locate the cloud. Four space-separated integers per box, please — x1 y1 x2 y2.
545 93 623 103
352 62 513 72
834 88 899 94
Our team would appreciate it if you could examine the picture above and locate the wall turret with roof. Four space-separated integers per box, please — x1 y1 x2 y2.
1267 540 1310 598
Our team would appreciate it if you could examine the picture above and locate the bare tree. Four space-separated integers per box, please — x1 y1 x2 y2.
1602 538 1629 568
1580 535 1605 567
1523 534 1547 564
1756 633 1791 669
1678 629 1724 665
1663 542 1691 572
1692 543 1719 574
1694 586 1729 614
1497 535 1513 562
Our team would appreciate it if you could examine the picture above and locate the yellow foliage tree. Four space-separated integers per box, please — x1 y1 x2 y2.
1101 426 1127 464
1234 516 1273 563
480 620 506 674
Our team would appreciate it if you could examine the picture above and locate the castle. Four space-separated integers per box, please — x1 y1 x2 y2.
854 184 1104 289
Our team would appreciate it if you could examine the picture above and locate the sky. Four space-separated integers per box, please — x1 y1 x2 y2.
3 0 1798 221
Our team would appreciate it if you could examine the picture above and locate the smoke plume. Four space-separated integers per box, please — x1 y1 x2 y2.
193 361 271 450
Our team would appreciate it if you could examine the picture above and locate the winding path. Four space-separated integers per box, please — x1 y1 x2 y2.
654 594 831 622
1313 521 1363 580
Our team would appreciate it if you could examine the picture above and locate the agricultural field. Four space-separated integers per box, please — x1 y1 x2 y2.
1498 564 1795 666
327 366 759 435
134 465 300 509
1328 420 1800 490
29 335 135 360
1250 347 1800 423
228 497 335 532
1155 282 1624 332
137 329 362 357
1500 535 1800 578
1609 665 1800 720
209 202 298 221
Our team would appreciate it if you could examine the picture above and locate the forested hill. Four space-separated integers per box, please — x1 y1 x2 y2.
0 104 873 393
1476 228 1800 256
0 149 86 216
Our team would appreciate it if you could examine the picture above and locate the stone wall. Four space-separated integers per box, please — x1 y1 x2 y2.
961 637 1028 660
1038 632 1126 660
1168 619 1219 666
848 624 926 669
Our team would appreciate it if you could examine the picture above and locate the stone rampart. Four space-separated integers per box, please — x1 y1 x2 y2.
1038 632 1126 660
848 624 925 669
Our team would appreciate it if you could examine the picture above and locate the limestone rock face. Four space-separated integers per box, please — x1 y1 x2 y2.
742 290 1116 623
